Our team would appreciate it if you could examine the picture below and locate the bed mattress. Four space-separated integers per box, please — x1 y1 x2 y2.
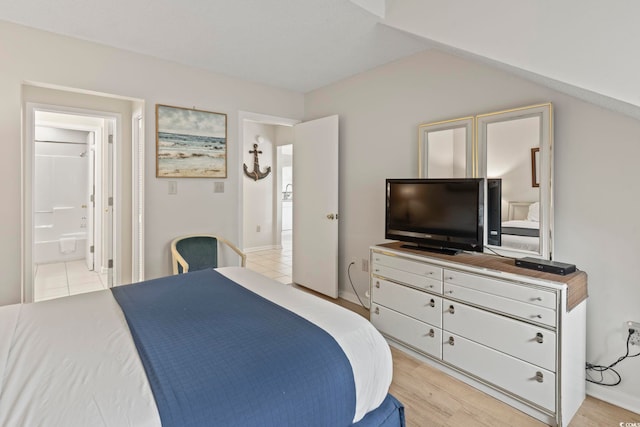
0 267 392 426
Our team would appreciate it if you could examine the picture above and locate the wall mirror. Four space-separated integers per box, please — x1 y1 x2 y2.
418 117 474 178
477 103 553 259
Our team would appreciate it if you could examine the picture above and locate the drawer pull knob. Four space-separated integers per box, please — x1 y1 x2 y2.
375 269 380 272
427 329 435 338
531 296 543 301
427 284 434 289
429 299 435 308
448 305 455 314
446 276 454 280
536 332 544 343
374 307 380 315
427 271 434 275
375 281 380 288
445 290 454 294
448 336 455 346
531 314 542 319
535 371 544 383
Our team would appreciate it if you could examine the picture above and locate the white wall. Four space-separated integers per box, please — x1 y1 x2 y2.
243 122 276 250
304 49 640 412
0 20 303 304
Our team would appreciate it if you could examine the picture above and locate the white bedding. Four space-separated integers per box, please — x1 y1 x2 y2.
500 219 540 252
0 267 392 426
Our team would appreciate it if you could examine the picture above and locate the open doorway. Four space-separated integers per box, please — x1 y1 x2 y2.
239 113 298 284
31 110 114 301
278 144 293 256
22 84 145 303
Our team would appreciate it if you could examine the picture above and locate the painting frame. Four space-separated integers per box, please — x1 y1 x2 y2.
531 147 540 188
156 104 228 178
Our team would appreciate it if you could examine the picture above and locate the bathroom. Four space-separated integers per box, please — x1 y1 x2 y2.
33 112 109 301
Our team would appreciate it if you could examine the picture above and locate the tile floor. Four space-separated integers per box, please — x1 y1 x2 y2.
34 231 293 302
34 260 108 302
245 231 292 284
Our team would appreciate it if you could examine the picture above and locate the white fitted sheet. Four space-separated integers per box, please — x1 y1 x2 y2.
0 267 392 426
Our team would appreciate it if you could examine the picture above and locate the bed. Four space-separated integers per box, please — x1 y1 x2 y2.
0 267 403 427
500 201 540 252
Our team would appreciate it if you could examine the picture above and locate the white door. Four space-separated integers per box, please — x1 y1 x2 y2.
292 115 339 298
85 132 96 271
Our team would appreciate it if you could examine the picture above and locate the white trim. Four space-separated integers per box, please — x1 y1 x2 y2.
243 245 282 253
131 110 145 283
339 288 370 309
586 383 640 416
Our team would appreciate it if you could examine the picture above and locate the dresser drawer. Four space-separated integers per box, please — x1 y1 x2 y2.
372 278 442 327
372 252 442 280
443 332 556 412
442 300 556 371
371 304 442 359
443 269 556 310
443 283 556 327
372 265 442 293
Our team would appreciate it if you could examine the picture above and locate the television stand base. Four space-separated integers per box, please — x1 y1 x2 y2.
400 244 461 256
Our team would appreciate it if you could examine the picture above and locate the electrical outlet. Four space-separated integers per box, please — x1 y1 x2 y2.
626 321 640 346
361 259 369 273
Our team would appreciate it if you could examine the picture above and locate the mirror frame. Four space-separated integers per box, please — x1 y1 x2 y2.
418 116 475 178
476 103 554 259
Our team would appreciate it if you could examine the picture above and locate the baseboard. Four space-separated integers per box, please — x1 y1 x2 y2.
586 383 640 415
243 245 281 253
338 289 370 309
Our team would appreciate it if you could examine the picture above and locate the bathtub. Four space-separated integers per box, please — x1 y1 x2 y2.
34 231 88 264
34 206 88 264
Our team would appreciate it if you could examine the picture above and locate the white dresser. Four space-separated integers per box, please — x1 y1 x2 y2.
370 242 588 427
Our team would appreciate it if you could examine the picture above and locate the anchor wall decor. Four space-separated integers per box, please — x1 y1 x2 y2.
243 143 271 181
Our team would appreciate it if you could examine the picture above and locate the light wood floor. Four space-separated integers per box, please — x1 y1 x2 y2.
302 290 640 427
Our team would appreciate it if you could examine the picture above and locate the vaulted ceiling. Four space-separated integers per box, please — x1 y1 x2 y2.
1 0 638 118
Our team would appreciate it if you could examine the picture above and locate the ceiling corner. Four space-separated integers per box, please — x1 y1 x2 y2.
349 0 386 18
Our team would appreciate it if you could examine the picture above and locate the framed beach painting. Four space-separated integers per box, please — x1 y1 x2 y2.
156 104 227 178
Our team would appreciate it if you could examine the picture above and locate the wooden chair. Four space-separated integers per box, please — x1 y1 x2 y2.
171 234 246 275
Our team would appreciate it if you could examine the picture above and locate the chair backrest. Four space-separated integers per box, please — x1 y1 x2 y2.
174 236 219 274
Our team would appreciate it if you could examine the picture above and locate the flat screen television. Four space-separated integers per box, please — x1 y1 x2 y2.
385 178 484 255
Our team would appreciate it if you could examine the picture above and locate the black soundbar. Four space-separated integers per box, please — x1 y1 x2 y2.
514 257 576 275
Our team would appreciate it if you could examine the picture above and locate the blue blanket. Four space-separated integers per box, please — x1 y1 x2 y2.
112 269 356 427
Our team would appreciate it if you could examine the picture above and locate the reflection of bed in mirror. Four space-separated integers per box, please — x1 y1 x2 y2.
501 201 540 252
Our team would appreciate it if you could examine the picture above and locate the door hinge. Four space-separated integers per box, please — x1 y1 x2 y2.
108 197 113 207
90 194 94 203
90 245 94 253
108 259 113 269
108 134 114 144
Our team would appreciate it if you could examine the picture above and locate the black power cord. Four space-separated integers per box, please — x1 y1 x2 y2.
586 328 640 386
347 262 369 309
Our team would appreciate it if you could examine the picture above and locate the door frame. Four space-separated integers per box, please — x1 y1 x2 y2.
23 103 126 302
237 111 299 251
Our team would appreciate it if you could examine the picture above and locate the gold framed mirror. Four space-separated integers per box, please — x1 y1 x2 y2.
477 103 553 259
